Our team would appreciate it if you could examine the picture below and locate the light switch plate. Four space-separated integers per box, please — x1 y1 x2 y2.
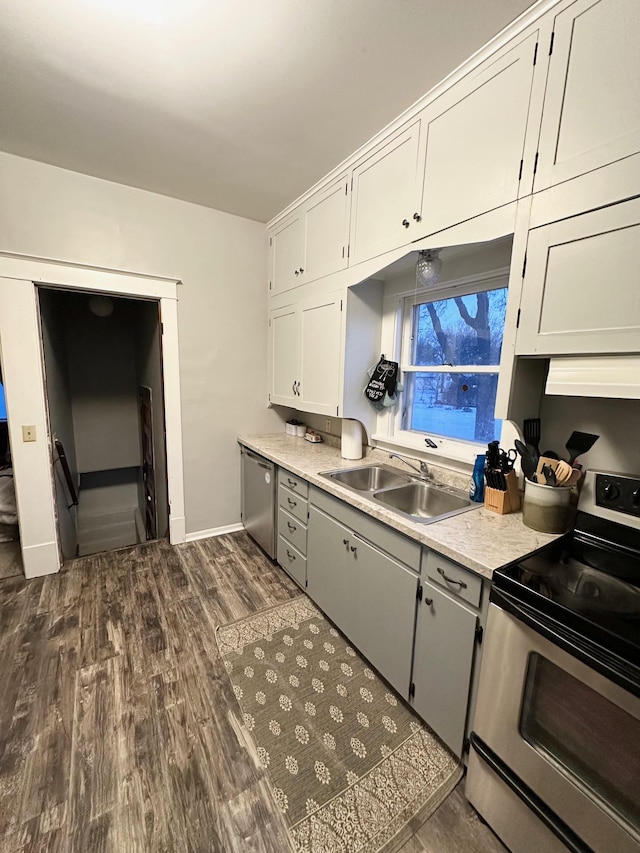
325 419 332 434
22 425 36 442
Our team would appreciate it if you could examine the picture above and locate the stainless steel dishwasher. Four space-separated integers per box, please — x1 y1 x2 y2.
241 447 276 558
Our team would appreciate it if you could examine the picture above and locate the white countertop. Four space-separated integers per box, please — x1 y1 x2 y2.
238 434 562 580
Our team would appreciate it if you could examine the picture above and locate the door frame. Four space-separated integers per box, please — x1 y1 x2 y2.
0 254 185 577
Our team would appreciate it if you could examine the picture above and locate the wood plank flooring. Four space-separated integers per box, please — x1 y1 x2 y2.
0 541 22 580
0 533 508 853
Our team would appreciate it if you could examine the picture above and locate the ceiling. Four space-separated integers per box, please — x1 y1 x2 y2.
0 0 537 222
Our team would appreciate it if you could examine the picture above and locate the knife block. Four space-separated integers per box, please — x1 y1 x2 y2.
484 471 521 515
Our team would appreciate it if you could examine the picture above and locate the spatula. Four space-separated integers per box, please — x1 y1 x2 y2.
515 439 537 480
523 418 541 462
565 431 599 466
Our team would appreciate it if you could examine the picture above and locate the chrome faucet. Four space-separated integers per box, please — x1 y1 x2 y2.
388 453 433 481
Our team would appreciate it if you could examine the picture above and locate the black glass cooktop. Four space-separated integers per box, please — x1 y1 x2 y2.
493 512 640 671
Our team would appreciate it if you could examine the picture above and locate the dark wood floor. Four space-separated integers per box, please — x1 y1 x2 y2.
0 533 507 853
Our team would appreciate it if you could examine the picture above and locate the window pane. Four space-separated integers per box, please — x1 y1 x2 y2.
412 288 507 366
408 372 501 443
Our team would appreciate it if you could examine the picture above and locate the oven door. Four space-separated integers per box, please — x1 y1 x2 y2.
470 600 640 853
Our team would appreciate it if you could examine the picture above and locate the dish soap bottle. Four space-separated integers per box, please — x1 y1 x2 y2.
469 454 486 503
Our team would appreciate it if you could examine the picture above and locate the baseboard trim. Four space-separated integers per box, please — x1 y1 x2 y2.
21 540 61 578
185 523 244 542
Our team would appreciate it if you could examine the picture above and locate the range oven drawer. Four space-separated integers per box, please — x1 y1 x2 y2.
468 602 640 853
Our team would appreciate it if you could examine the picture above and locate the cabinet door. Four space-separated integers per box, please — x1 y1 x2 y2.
421 32 538 237
303 174 351 283
535 0 640 192
349 120 424 265
348 536 418 697
306 507 354 635
516 196 640 355
269 212 304 295
298 293 342 416
269 304 299 406
412 582 478 757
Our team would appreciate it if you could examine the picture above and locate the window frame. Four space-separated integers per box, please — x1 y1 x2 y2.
374 267 510 465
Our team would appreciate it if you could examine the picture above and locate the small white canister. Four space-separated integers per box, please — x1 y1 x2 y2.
522 479 572 534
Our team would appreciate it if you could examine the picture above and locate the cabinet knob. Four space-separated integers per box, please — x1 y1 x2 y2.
402 219 410 228
295 381 301 396
287 522 296 532
288 498 297 508
286 549 296 561
424 597 433 606
343 538 349 546
294 269 299 276
299 267 304 273
413 212 422 222
292 381 297 394
350 545 357 555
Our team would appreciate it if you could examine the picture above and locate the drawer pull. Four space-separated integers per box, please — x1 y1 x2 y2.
343 538 349 546
288 498 297 508
287 522 297 532
437 566 467 589
287 478 297 488
286 549 296 561
350 546 357 555
424 597 433 606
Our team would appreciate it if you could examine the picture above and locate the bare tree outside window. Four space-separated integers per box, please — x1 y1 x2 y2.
406 288 507 443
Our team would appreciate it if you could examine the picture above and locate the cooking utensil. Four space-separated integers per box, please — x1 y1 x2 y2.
565 431 599 466
542 450 559 460
523 418 541 462
554 460 573 485
542 464 557 486
515 439 537 480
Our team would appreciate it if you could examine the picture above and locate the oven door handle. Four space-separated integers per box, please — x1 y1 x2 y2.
491 587 640 699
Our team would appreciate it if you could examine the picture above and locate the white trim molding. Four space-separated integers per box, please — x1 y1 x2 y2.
185 523 244 543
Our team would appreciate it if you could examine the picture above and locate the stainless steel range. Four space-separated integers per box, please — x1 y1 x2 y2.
466 470 640 853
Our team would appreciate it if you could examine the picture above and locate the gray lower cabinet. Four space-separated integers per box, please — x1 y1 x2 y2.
276 469 309 589
307 495 419 697
411 573 482 757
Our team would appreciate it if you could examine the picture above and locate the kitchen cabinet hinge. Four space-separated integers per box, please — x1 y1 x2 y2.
516 308 521 329
475 625 484 644
336 405 339 416
518 159 523 181
269 237 272 247
350 176 354 191
533 151 539 176
347 244 350 258
463 737 470 754
409 682 416 699
305 579 308 588
417 584 423 602
345 182 348 195
340 299 343 311
522 254 527 278
269 281 272 290
549 31 555 56
342 246 345 258
533 41 538 66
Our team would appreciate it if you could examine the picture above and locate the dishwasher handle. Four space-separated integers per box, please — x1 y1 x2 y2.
243 449 273 471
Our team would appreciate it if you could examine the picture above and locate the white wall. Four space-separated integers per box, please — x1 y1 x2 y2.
0 152 285 542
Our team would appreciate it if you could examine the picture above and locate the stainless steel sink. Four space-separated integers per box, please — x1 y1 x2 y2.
373 481 473 522
326 465 412 492
320 463 480 524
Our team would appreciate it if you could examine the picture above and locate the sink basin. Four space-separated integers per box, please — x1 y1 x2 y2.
373 481 475 522
325 465 412 492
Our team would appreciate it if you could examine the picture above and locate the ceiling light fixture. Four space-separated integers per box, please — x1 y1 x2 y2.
416 249 443 288
88 295 114 317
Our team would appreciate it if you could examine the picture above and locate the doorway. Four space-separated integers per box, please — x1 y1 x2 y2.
38 287 168 559
0 350 22 578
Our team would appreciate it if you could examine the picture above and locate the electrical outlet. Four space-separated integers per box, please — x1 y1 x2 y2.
325 419 332 434
22 425 37 442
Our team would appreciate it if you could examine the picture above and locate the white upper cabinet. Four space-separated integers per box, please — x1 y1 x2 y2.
303 173 351 284
269 213 304 296
516 196 640 355
269 292 343 415
348 119 425 265
535 0 640 192
269 304 299 406
420 32 540 238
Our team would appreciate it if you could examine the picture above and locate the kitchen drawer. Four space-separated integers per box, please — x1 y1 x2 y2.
278 506 307 555
425 551 482 609
278 469 309 499
277 535 307 589
309 486 421 572
278 484 308 524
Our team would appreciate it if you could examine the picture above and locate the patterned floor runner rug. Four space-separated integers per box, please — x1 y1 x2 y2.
216 596 463 852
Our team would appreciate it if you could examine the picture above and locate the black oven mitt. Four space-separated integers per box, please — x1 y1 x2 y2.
365 357 399 409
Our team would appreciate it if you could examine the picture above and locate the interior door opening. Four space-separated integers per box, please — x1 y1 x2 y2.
0 351 23 579
38 286 169 560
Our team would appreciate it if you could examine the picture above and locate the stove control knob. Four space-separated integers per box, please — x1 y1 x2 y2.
603 482 620 501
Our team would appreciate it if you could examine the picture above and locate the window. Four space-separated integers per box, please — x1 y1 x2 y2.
398 278 508 448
